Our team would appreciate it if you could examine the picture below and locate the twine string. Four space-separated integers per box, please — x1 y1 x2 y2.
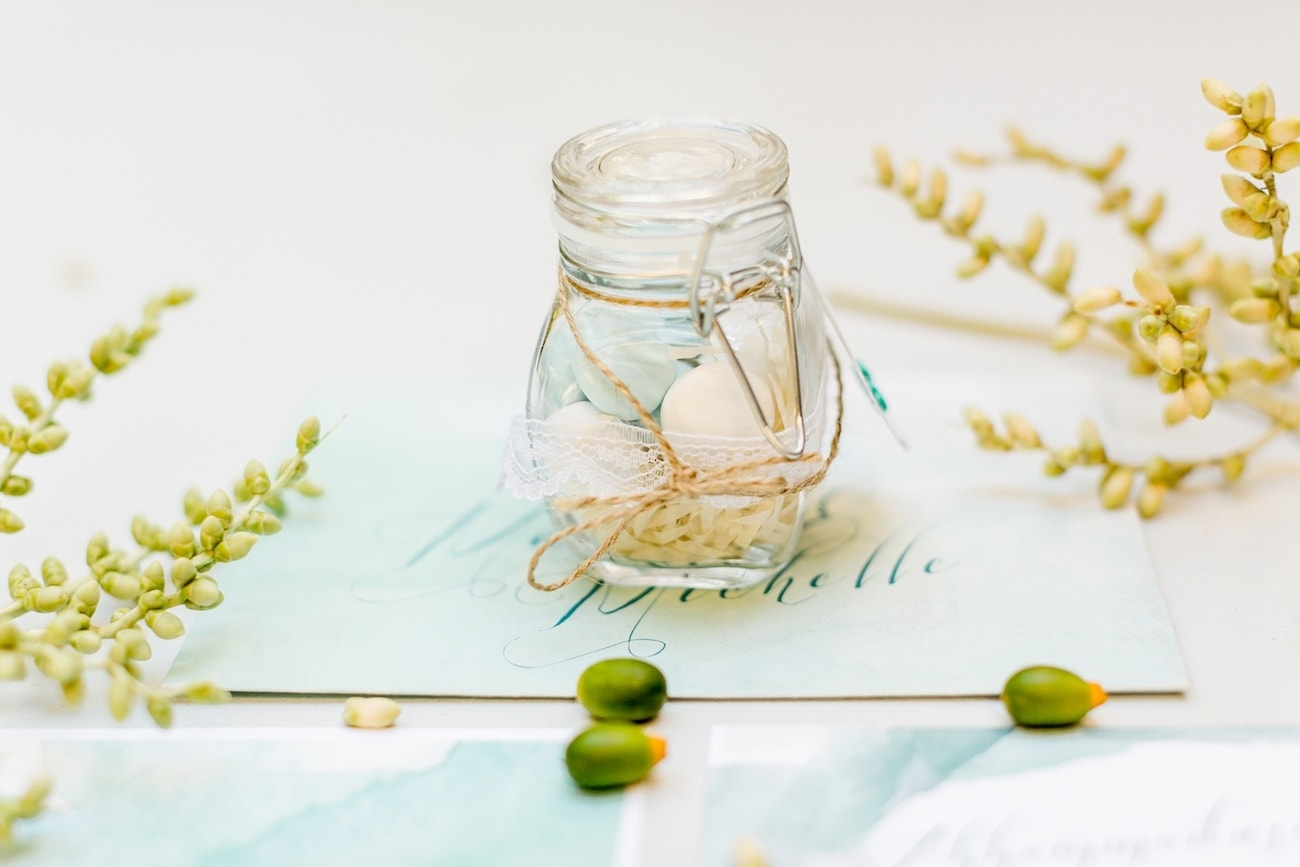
526 273 845 592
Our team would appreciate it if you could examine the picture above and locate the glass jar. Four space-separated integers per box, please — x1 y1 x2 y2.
508 118 839 590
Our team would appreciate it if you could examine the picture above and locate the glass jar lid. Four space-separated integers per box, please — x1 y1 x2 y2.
552 118 791 278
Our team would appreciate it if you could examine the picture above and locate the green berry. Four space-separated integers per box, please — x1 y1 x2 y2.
1001 665 1107 727
565 723 666 789
577 658 667 722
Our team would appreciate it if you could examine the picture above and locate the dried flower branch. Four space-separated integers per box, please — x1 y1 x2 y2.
0 777 48 844
870 78 1300 516
1 292 325 843
1 416 323 725
0 289 194 533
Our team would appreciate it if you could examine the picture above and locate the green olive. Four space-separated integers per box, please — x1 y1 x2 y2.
1001 665 1108 727
576 658 667 722
565 723 666 789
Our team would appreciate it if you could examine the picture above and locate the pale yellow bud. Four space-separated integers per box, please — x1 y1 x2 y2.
343 696 402 729
146 696 174 729
243 459 271 496
1242 87 1272 129
0 508 26 534
1222 356 1264 380
1003 413 1041 448
165 287 196 306
297 416 322 454
12 385 41 420
1132 268 1174 309
45 362 67 397
927 168 947 208
1229 297 1280 323
168 522 197 558
207 489 233 526
955 189 983 229
1072 285 1122 313
1274 142 1300 174
108 676 133 721
138 589 166 610
1204 118 1248 150
1163 392 1190 426
102 573 141 601
295 479 326 498
70 630 102 654
899 160 920 197
1099 467 1134 509
141 560 165 593
37 649 82 685
181 681 231 703
1220 453 1246 484
0 651 26 681
72 580 101 609
199 515 225 552
1201 78 1243 113
183 488 206 524
963 407 993 437
1264 117 1300 146
1221 208 1272 239
184 576 221 608
1020 215 1045 262
1282 330 1300 359
1225 145 1271 175
1077 421 1105 463
1168 305 1210 336
214 531 257 562
872 146 893 186
171 557 197 589
31 585 69 613
1155 326 1184 374
1260 354 1296 384
1221 174 1258 207
58 366 94 399
1136 483 1167 519
1241 192 1278 222
955 256 989 278
245 511 283 535
1182 374 1213 419
1051 313 1088 350
145 611 186 640
26 425 68 454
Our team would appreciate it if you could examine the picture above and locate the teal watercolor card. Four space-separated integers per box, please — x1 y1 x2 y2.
0 729 636 867
704 725 1300 866
168 376 1186 698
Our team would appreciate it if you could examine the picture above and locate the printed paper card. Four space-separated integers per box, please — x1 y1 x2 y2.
168 376 1186 697
704 725 1300 866
0 728 640 867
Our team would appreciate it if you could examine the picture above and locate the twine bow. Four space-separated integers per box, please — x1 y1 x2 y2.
526 275 844 591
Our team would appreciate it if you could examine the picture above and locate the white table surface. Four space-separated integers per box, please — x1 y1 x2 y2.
3 2 1300 864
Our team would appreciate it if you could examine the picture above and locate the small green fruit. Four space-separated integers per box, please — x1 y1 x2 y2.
565 723 666 789
1002 665 1108 727
577 658 667 722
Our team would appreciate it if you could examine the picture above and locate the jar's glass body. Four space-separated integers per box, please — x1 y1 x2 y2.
524 118 829 589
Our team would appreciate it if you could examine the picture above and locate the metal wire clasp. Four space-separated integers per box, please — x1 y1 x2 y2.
687 199 807 460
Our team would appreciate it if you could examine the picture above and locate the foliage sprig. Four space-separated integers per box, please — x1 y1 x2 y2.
871 78 1300 516
0 291 325 841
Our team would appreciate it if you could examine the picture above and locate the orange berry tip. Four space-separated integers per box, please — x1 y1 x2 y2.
1089 682 1108 709
647 734 668 765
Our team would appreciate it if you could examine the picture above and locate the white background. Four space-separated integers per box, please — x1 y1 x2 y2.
3 2 1300 865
